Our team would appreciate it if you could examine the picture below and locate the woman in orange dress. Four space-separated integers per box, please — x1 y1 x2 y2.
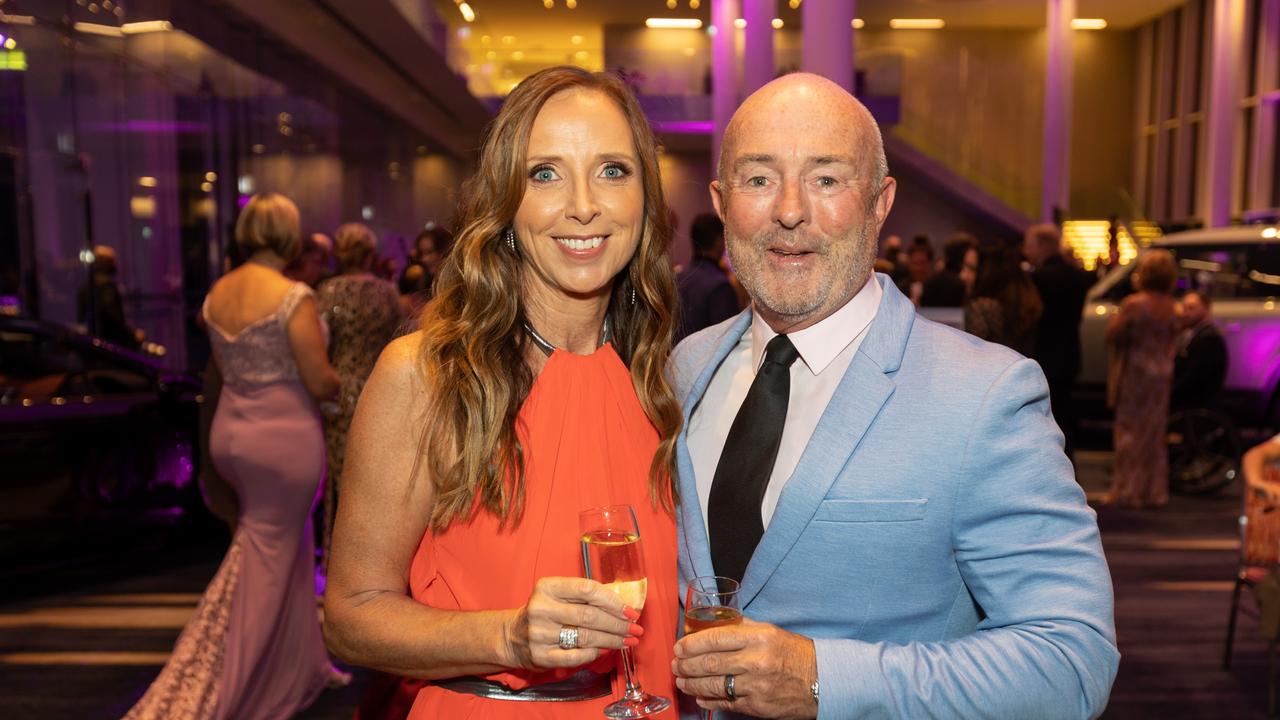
323 66 682 719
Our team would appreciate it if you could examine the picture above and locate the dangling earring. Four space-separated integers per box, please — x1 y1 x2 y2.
630 287 637 306
505 229 516 254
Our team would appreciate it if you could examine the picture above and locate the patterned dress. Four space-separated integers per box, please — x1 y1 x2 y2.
315 273 403 564
125 282 331 719
1106 291 1180 508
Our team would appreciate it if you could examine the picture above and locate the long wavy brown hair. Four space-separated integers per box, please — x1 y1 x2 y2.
416 66 681 532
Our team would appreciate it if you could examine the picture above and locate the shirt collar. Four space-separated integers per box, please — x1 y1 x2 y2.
750 273 882 375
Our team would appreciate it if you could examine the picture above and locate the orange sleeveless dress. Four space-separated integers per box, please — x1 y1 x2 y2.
406 343 678 719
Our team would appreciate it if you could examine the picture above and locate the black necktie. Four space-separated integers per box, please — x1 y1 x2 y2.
708 334 800 584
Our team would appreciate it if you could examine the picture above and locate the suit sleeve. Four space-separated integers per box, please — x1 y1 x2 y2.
812 358 1119 720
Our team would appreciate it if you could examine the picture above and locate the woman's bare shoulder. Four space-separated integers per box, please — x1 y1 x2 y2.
363 331 429 411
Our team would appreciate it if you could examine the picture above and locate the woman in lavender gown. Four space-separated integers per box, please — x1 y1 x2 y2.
124 193 348 719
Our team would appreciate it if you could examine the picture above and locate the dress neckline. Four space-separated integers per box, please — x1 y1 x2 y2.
524 316 612 358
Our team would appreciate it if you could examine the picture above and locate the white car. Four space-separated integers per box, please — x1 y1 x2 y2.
1079 226 1280 427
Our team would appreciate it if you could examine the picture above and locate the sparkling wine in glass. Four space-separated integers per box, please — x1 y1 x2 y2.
580 505 671 719
684 576 742 720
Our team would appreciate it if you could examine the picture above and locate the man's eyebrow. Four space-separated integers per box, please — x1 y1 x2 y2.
733 154 775 170
809 155 856 167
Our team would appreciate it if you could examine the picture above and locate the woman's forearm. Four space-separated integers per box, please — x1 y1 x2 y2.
324 588 516 680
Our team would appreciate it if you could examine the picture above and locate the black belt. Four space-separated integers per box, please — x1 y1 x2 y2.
434 669 612 702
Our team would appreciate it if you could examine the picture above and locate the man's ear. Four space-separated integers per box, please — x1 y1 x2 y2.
874 177 897 230
710 180 725 221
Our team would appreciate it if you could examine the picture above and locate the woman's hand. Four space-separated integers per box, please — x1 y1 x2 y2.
502 577 643 670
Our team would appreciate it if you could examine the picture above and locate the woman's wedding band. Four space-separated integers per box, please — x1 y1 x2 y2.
558 626 580 650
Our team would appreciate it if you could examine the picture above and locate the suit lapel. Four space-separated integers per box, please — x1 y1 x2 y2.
676 311 753 598
739 276 914 608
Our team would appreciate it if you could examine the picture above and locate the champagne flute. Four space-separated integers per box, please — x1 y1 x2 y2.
684 576 742 720
580 505 671 718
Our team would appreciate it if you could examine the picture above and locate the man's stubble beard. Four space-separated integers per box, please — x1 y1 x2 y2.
727 221 878 323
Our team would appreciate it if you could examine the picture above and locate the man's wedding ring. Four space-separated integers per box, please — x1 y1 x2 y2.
558 626 580 650
724 673 737 701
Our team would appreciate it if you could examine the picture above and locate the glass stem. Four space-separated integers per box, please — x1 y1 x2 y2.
619 647 643 699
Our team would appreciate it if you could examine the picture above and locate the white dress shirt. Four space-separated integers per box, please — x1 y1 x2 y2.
687 275 883 530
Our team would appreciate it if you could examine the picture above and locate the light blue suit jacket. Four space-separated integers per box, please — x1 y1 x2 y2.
670 275 1119 719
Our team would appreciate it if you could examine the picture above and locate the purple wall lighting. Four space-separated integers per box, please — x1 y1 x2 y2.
652 120 713 134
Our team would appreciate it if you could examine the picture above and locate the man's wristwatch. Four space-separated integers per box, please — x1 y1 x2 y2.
811 678 820 704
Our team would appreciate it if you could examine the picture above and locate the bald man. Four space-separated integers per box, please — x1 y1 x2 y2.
669 74 1117 719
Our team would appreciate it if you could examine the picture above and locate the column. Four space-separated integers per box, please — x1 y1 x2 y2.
1200 0 1246 227
741 0 773 97
1041 0 1074 223
801 0 854 93
711 0 740 176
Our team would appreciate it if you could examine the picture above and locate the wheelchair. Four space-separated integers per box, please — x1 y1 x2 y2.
1167 407 1243 495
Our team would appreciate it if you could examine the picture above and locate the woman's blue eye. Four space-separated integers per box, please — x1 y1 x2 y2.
532 168 557 182
602 165 627 179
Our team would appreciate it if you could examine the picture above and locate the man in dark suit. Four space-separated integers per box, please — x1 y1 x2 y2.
920 232 976 307
1172 289 1228 410
677 213 741 341
1025 224 1093 461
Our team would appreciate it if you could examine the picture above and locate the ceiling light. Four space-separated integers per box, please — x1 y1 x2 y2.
852 18 865 29
666 0 677 8
2 37 13 49
121 20 172 34
1070 18 1107 30
137 176 157 188
646 18 703 29
575 50 588 60
502 35 514 44
543 0 553 6
734 18 747 29
889 18 945 29
771 18 784 29
512 50 524 60
788 0 800 8
690 0 700 8
457 2 475 22
565 0 576 8
571 35 583 45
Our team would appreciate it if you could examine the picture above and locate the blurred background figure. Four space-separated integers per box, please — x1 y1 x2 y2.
1104 249 1180 508
877 234 909 285
1025 223 1093 461
1172 289 1228 412
898 235 934 306
920 231 975 307
676 212 740 341
398 263 430 321
78 244 143 350
412 226 453 282
125 193 346 719
286 233 334 288
315 222 403 569
964 242 1042 356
